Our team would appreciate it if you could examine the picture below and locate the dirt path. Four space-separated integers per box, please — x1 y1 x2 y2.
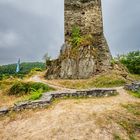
30 75 74 91
0 83 139 140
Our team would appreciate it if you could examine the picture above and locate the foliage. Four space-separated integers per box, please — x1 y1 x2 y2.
119 51 140 74
70 26 93 48
9 82 53 96
0 74 10 81
26 89 43 101
0 62 45 78
127 89 140 98
71 26 82 47
43 53 51 66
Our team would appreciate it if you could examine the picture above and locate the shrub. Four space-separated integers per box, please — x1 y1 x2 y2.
9 81 53 96
119 51 140 74
71 26 82 47
27 89 43 101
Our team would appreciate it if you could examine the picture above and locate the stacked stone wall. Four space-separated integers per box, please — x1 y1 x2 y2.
46 0 112 79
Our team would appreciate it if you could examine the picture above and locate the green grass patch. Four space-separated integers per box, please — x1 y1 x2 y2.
24 89 43 101
127 90 140 98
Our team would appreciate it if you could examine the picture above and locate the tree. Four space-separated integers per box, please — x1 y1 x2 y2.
43 53 51 66
119 51 140 74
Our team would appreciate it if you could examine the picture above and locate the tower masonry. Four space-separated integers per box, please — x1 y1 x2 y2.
46 0 112 79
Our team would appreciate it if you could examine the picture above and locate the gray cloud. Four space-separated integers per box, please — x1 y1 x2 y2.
0 0 139 65
0 0 64 64
102 0 140 56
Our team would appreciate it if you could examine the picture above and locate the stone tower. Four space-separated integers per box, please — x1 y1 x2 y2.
46 0 112 79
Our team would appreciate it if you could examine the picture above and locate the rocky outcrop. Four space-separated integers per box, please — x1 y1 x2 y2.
46 0 112 79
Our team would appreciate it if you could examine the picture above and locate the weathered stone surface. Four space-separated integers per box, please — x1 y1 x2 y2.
125 82 140 92
0 88 118 115
46 0 112 79
50 88 117 98
13 98 52 111
0 107 9 115
60 59 77 79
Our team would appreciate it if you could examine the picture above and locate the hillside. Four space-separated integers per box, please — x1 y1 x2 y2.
0 62 45 79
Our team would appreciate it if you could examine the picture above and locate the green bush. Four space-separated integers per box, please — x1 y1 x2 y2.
27 89 43 101
9 81 53 96
119 51 140 74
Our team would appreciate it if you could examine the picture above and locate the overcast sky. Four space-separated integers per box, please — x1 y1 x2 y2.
0 0 140 65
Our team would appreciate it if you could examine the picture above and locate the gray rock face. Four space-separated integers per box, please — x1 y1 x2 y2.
60 59 77 79
78 57 95 78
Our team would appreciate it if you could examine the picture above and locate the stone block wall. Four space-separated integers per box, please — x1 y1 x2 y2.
65 0 103 43
0 88 117 116
46 0 112 79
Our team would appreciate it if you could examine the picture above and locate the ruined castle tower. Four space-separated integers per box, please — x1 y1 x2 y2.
46 0 112 79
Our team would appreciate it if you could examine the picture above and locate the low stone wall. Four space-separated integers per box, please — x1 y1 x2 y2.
124 82 140 92
0 88 117 116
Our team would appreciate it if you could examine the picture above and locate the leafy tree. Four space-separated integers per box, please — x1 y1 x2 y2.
43 53 51 66
119 51 140 74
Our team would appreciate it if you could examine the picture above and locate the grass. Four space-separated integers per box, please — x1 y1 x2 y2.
55 72 127 89
127 90 140 98
113 133 123 140
0 80 55 107
48 70 140 90
128 74 140 81
0 79 17 90
117 103 140 140
23 89 43 101
122 103 140 116
8 81 54 96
